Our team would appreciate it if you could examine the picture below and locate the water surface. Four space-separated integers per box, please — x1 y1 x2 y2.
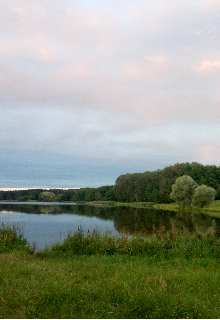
0 202 220 250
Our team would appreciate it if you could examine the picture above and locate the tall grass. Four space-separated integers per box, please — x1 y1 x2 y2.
0 223 33 254
1 226 220 318
37 228 220 262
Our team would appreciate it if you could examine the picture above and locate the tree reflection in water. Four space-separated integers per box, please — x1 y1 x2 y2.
0 203 220 238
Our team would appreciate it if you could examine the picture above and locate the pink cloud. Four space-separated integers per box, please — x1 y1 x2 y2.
199 144 220 165
122 55 169 81
194 60 220 73
201 145 213 161
23 35 56 61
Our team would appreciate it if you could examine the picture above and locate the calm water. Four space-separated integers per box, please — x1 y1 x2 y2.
0 202 220 250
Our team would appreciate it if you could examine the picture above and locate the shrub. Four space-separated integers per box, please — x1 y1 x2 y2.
192 185 216 207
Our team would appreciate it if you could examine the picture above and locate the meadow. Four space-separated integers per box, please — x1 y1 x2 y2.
1 224 220 318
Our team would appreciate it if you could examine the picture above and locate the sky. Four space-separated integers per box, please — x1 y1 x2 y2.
1 0 220 188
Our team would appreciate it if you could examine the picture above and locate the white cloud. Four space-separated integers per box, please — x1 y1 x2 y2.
1 0 220 186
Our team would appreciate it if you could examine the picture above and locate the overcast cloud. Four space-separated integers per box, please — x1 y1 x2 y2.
1 0 220 188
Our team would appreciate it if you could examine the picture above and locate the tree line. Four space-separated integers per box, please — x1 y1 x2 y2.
0 186 116 202
114 162 220 203
1 162 220 203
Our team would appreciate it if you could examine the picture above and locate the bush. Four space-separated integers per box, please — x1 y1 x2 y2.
192 185 216 207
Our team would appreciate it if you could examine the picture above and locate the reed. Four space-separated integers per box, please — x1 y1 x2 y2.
0 223 33 254
37 228 220 262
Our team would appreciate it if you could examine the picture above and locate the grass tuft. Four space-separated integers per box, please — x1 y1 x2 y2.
35 228 220 262
0 223 33 254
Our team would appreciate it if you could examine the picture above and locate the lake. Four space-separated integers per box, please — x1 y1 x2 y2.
0 202 220 250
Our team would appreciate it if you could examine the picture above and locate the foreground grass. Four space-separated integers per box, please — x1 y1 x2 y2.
1 227 220 318
2 253 220 319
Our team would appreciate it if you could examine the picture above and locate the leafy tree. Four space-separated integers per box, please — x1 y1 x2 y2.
114 163 188 203
170 175 198 206
93 186 111 201
84 188 95 202
39 192 57 202
192 185 216 207
144 182 160 203
17 196 29 202
95 191 102 201
29 190 40 200
115 174 135 202
56 193 65 202
72 189 86 202
104 186 116 201
177 163 220 192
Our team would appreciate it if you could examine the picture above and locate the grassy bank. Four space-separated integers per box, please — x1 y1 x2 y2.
1 227 220 318
153 200 220 217
87 200 220 215
87 200 154 208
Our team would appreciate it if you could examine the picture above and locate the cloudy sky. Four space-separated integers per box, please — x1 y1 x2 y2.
1 0 220 188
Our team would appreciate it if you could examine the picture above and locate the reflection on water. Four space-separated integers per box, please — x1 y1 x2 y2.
0 203 220 249
114 207 220 238
170 210 219 237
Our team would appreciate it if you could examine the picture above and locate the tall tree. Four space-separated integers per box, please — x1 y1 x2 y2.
170 175 198 206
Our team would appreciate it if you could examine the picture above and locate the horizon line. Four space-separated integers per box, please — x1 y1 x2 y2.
0 188 81 191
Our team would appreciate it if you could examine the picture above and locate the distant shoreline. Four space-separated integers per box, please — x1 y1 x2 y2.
0 188 80 191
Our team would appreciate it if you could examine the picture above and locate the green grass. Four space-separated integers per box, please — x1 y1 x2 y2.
1 226 220 318
0 224 33 254
1 253 220 318
87 199 220 212
87 201 154 208
38 229 220 261
154 200 220 217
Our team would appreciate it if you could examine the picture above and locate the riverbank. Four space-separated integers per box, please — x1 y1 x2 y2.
86 200 154 208
87 200 220 219
153 200 220 217
1 227 220 318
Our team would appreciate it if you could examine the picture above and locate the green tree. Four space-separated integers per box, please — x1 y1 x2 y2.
29 190 40 201
104 186 116 201
72 189 86 202
192 185 216 207
170 175 198 206
95 191 102 201
39 191 57 202
84 188 95 202
177 163 220 192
